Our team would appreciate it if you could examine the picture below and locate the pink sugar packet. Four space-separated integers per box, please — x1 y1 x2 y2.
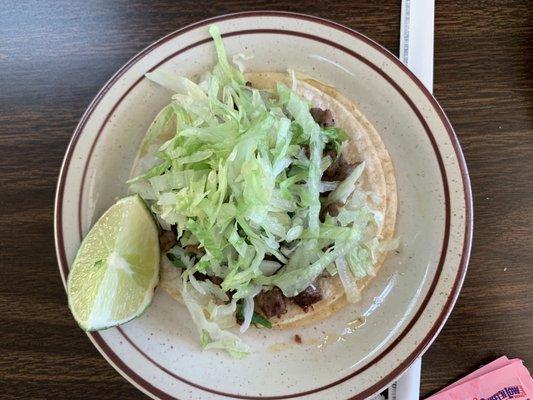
427 357 533 400
435 356 511 394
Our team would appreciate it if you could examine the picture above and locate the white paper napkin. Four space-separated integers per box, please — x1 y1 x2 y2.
399 0 435 90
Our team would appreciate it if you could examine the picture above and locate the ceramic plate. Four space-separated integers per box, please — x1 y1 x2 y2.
54 11 472 400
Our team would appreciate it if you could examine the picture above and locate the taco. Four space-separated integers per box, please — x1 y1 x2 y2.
128 26 397 356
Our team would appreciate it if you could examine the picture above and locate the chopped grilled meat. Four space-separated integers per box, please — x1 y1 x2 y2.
193 271 223 286
325 147 338 159
323 156 356 182
322 109 335 127
210 276 223 285
159 230 177 253
292 283 322 312
310 107 335 128
310 108 323 123
324 201 343 217
256 287 288 319
245 81 252 87
185 244 203 257
193 271 208 281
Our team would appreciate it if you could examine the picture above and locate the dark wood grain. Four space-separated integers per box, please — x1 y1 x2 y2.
0 1 531 399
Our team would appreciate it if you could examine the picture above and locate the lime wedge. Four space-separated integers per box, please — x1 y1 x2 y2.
67 195 160 331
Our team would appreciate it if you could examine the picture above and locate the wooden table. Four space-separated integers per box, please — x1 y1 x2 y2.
1 1 531 398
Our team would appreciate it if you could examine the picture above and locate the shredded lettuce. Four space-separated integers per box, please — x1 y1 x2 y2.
129 25 384 357
335 256 360 303
327 161 366 205
182 276 248 358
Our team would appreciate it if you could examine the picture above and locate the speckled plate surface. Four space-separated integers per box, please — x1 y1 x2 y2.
54 11 472 400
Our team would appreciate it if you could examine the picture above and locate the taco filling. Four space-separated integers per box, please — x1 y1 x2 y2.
128 25 397 357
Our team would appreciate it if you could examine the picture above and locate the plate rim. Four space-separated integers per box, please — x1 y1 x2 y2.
54 10 473 400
